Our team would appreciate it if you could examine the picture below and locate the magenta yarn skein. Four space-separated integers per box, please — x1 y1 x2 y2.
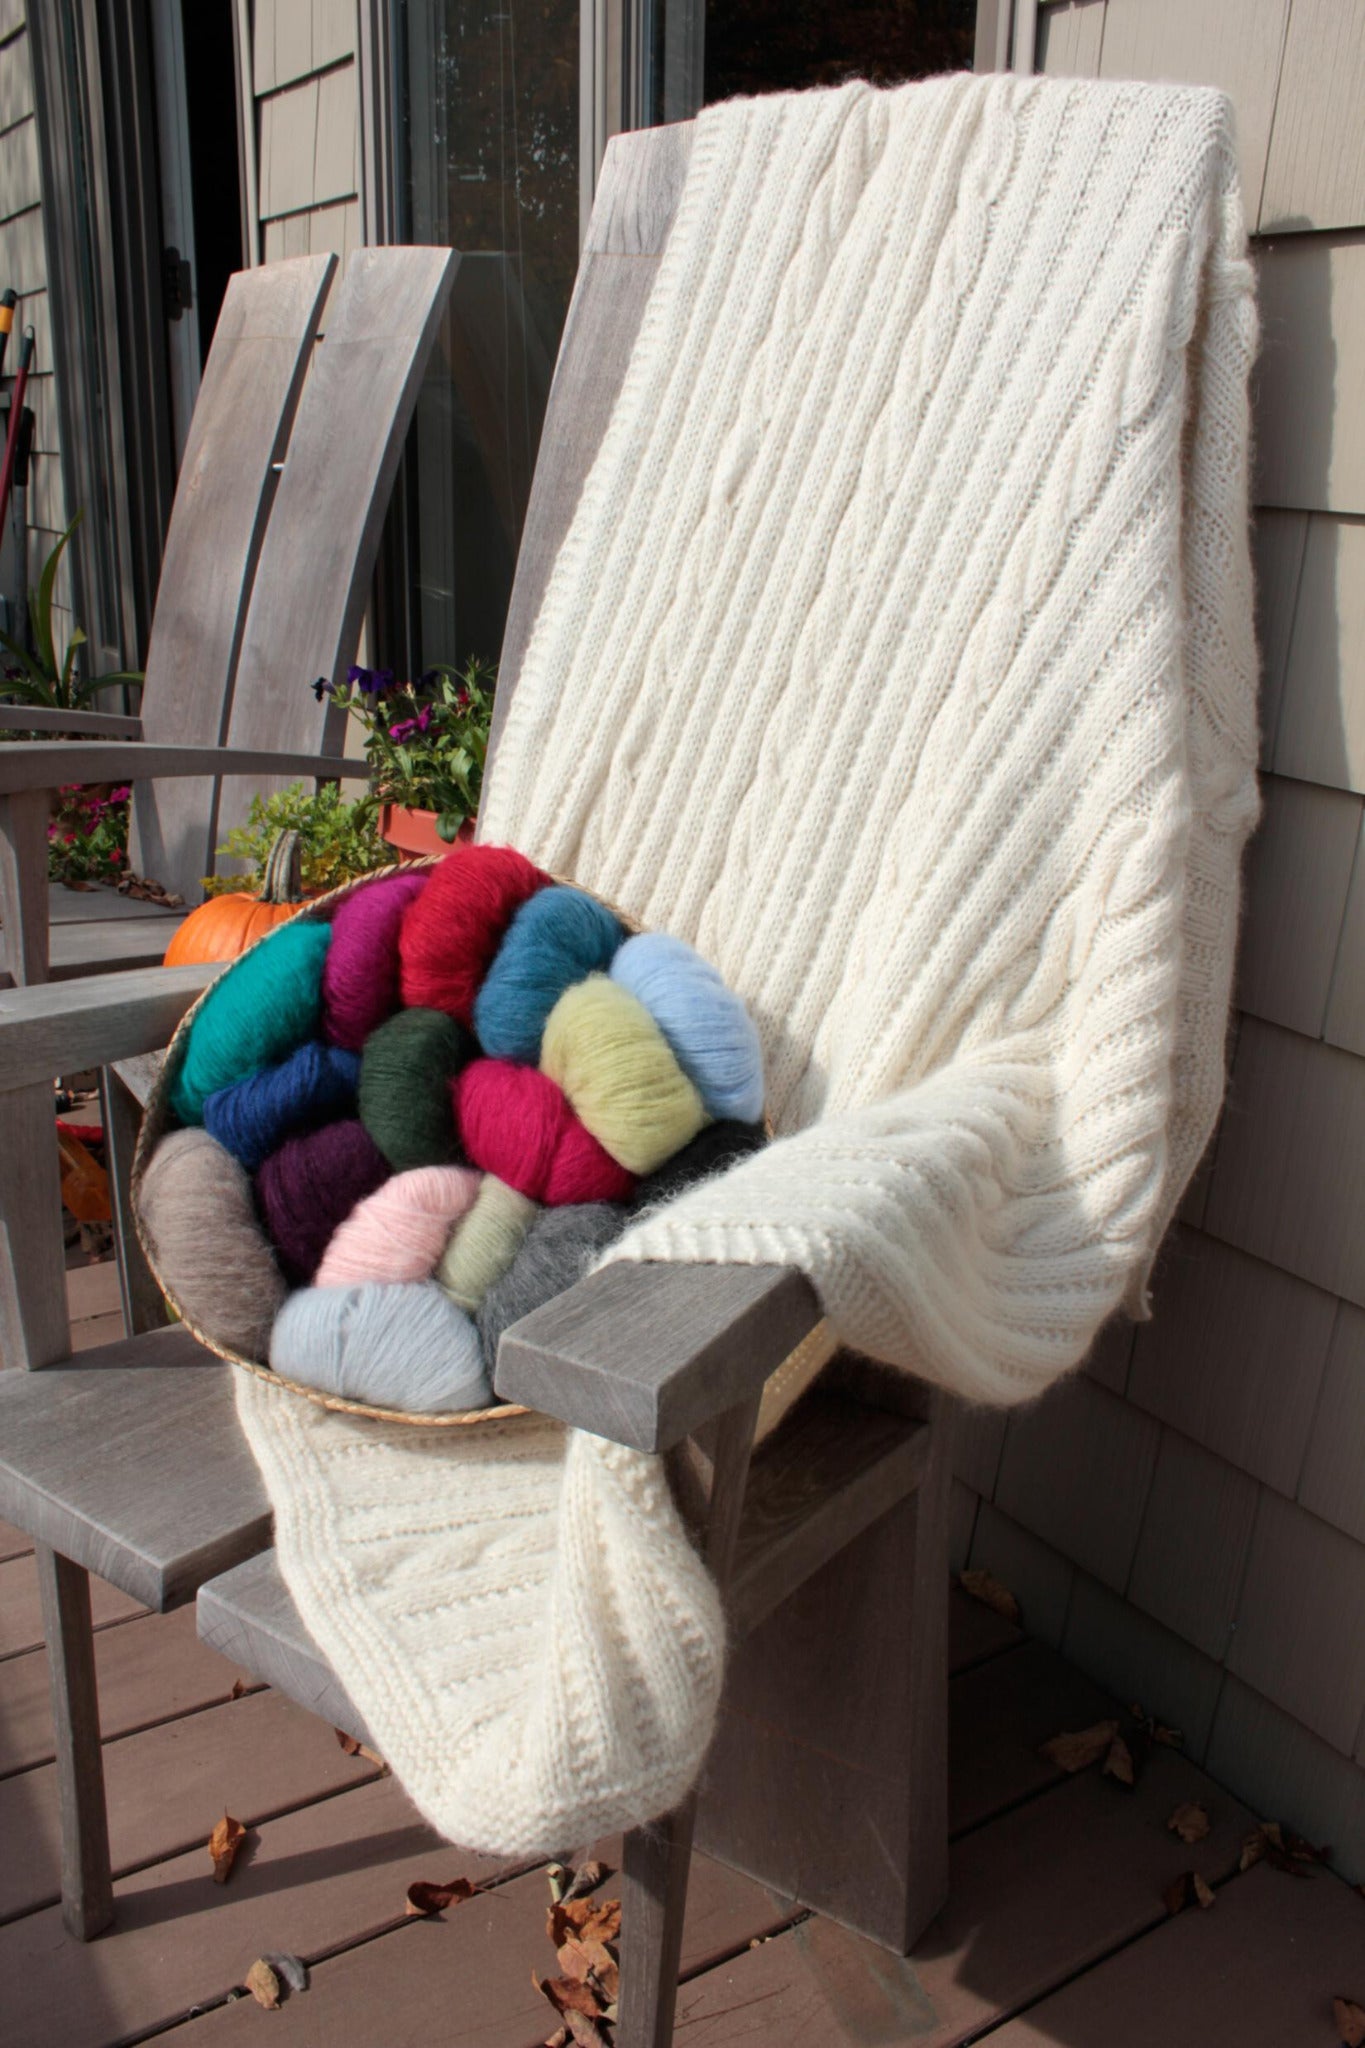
322 868 431 1051
256 1118 388 1284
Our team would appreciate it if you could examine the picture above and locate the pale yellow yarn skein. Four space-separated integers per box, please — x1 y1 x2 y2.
436 1174 538 1311
541 974 707 1176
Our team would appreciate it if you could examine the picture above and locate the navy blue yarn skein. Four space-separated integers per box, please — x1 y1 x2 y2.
203 1041 361 1173
474 884 626 1063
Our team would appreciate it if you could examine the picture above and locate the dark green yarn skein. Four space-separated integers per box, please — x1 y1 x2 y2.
359 1007 476 1171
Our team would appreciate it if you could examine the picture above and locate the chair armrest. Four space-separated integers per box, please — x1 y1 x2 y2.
493 1260 822 1453
0 962 221 1089
0 707 143 738
0 741 368 792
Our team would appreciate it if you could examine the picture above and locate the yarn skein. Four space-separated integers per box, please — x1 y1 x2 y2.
359 1007 475 1171
436 1174 538 1312
629 1119 769 1212
474 884 626 1063
455 1060 635 1205
610 931 765 1123
316 1164 482 1287
170 919 332 1125
256 1118 389 1286
270 1279 493 1414
203 1041 361 1173
322 867 431 1050
540 974 706 1175
137 1127 286 1359
476 1201 633 1376
399 842 551 1025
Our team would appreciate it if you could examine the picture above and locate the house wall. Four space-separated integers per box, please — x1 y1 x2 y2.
0 1 73 656
245 0 362 291
953 0 1365 1880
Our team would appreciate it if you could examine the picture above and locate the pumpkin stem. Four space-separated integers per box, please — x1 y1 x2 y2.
260 829 303 905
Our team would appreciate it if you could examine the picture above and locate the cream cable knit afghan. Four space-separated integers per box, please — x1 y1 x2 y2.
238 72 1259 1855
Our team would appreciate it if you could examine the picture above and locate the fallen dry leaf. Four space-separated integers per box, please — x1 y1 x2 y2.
1130 1702 1183 1749
544 2031 570 2048
1241 1821 1323 1879
1040 1720 1121 1773
959 1568 1020 1625
208 1814 246 1885
1193 1873 1215 1909
229 1678 247 1701
1162 1871 1214 1915
564 1860 614 1901
1334 1997 1365 2047
1103 1734 1135 1787
262 1954 308 1995
245 1959 281 2010
406 1875 478 1917
546 1863 572 1903
535 1974 605 2020
548 1895 622 1951
1168 1801 1211 1845
335 1728 361 1755
563 2013 611 2048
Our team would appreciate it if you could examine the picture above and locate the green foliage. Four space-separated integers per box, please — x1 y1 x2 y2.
0 518 144 714
48 781 131 886
205 782 389 897
317 656 495 841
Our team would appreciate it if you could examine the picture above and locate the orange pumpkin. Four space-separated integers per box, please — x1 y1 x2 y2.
164 830 307 966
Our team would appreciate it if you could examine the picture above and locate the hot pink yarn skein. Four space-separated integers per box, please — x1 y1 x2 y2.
322 868 431 1050
455 1060 635 1205
315 1164 483 1286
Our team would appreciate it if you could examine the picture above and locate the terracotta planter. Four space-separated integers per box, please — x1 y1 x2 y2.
378 805 475 859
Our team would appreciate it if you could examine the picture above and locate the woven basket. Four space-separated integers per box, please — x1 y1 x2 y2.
134 856 835 1434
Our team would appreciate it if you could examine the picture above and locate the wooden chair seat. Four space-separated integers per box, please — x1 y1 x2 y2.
0 886 186 985
0 1328 269 1610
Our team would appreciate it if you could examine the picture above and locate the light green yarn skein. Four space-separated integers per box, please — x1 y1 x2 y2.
170 920 332 1125
541 974 707 1175
436 1174 538 1311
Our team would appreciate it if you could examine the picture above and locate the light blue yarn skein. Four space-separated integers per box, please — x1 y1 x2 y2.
203 1042 361 1172
474 884 626 1063
269 1279 493 1414
609 932 765 1123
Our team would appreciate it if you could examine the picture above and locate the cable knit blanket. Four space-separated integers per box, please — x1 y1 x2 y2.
238 71 1259 1854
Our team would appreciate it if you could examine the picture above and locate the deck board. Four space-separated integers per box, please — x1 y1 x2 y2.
671 1748 1257 2045
984 1859 1365 2045
0 1604 256 1777
0 1551 145 1660
0 1687 381 1924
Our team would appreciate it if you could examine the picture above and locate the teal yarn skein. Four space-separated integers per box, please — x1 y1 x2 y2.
609 931 765 1124
170 920 332 1125
359 1006 476 1171
474 885 626 1062
270 1279 493 1414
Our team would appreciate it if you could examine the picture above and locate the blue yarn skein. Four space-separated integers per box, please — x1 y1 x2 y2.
170 920 332 1125
269 1279 493 1414
203 1042 361 1173
474 884 626 1063
609 931 765 1123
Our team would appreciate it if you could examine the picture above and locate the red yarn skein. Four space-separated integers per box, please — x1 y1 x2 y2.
399 843 551 1026
454 1060 635 1205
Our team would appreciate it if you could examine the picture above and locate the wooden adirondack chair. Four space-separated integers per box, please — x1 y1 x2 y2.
0 128 951 2048
0 245 456 986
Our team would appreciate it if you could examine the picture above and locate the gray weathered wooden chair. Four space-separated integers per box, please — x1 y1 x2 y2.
0 244 455 985
0 129 951 2048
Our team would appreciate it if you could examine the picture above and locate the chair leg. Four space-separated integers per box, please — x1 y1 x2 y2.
615 1392 761 2048
36 1545 114 1940
0 788 52 985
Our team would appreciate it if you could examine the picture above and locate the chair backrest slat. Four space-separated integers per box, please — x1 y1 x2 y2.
130 254 337 902
489 123 694 774
213 247 458 852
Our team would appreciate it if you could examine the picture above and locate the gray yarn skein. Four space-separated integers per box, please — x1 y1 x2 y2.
476 1202 632 1377
137 1126 286 1360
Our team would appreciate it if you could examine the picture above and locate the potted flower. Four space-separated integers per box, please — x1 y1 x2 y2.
315 658 495 856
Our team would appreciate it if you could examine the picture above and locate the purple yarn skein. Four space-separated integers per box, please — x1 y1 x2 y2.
256 1118 388 1285
322 868 431 1051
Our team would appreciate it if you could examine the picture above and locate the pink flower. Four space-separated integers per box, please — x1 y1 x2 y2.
109 785 131 802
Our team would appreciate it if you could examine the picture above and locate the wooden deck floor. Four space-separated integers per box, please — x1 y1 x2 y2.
1 1264 1362 2047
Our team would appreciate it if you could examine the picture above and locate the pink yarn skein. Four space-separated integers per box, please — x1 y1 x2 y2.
315 1164 483 1286
322 868 431 1051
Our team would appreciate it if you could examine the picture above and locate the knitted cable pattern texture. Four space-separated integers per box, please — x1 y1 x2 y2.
239 73 1259 1854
